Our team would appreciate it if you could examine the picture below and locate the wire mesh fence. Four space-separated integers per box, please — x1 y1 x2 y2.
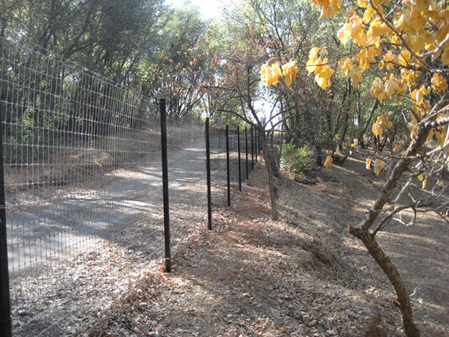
0 37 207 334
0 36 259 336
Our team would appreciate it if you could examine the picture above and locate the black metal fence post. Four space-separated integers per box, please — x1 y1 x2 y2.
245 126 249 180
255 128 258 163
0 120 12 337
226 125 230 207
237 125 242 191
206 118 212 230
251 126 254 170
159 98 171 273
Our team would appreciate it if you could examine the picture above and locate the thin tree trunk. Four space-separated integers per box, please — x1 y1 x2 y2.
348 227 420 336
260 128 278 220
348 93 449 337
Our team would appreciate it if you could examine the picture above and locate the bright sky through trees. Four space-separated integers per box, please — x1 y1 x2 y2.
166 0 224 19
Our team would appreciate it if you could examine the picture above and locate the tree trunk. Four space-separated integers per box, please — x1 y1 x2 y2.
348 227 420 337
348 93 449 337
260 128 278 220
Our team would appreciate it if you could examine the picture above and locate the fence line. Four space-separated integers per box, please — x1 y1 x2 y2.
0 36 258 336
208 123 258 211
0 36 207 336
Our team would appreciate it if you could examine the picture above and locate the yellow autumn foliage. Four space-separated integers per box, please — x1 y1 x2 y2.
305 48 334 90
324 155 333 167
308 0 449 143
260 61 298 87
366 158 372 170
373 159 387 176
282 61 299 87
372 115 392 137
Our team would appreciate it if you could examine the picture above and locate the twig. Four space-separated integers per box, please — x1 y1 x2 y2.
306 192 344 210
319 244 362 283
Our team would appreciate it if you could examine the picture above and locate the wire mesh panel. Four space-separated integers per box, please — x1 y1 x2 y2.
0 37 163 291
228 127 244 187
165 117 207 251
0 37 196 334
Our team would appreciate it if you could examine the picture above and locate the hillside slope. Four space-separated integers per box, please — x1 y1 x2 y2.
75 158 448 336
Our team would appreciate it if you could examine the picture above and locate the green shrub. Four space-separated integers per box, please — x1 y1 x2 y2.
280 142 311 173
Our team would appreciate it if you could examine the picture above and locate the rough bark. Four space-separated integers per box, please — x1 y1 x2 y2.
260 129 278 220
348 226 420 337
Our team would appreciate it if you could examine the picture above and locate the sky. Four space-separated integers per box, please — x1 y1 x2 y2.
166 0 225 19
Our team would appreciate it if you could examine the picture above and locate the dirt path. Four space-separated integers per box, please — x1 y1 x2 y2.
11 137 209 336
7 137 207 273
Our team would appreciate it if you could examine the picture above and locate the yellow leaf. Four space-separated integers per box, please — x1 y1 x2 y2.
271 63 282 85
320 2 341 19
282 60 298 87
348 65 363 87
420 84 431 95
370 77 384 100
337 24 351 44
372 120 382 137
272 62 282 76
398 49 411 67
441 48 449 66
380 115 393 128
260 64 272 86
366 158 372 170
313 57 324 75
307 47 321 74
319 64 335 80
260 62 284 87
436 21 449 45
369 18 389 38
415 88 423 105
357 0 368 7
316 75 331 90
431 73 448 93
372 115 392 137
374 159 387 176
324 155 333 167
338 58 353 77
393 143 401 154
389 32 401 44
417 173 424 181
422 177 427 190
313 59 334 89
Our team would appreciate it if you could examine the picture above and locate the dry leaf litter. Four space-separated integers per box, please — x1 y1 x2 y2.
10 157 449 336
